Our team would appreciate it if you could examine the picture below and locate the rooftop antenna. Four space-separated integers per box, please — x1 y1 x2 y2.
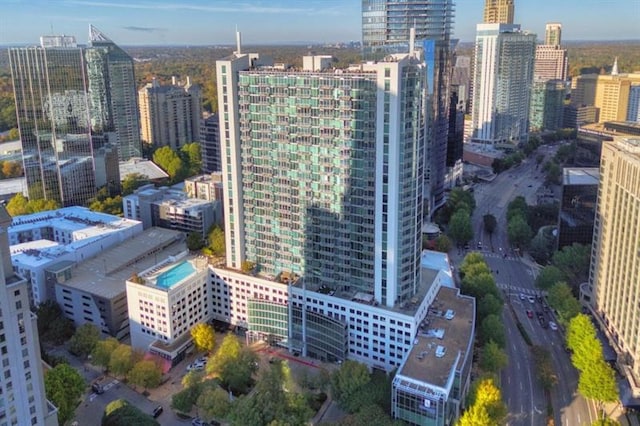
235 26 242 55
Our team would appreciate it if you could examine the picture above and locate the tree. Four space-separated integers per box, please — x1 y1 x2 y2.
433 234 452 253
460 378 506 426
102 399 160 426
446 188 476 215
507 214 533 248
206 226 226 257
36 300 75 345
544 161 562 185
129 360 163 390
330 360 371 413
6 193 60 216
578 360 619 419
187 232 205 251
567 314 603 372
535 265 566 290
448 208 473 244
458 404 492 426
196 386 232 421
109 344 136 378
6 193 28 216
180 142 202 177
207 333 241 376
153 146 186 182
483 214 497 236
528 229 556 265
191 323 216 354
69 323 101 359
547 282 581 325
551 243 591 287
507 196 529 221
462 272 500 302
182 370 204 389
1 160 22 178
241 260 256 273
218 348 257 394
531 345 558 390
480 340 508 374
172 386 201 414
121 172 149 196
92 337 120 370
459 252 488 277
478 294 503 322
480 314 506 348
89 195 123 216
44 363 85 425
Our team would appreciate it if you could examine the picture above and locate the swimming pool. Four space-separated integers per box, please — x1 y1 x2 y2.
155 261 195 289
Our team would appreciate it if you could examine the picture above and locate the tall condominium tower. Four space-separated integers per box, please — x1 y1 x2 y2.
9 26 136 205
545 22 562 46
0 206 59 426
361 0 454 211
200 113 221 173
483 0 514 24
471 23 536 145
138 77 202 150
217 51 426 307
589 137 640 394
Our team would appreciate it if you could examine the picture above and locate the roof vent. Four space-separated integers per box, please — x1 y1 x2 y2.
435 345 446 358
445 309 455 320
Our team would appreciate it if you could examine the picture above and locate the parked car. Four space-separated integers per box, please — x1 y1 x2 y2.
91 382 104 394
187 361 205 372
152 406 164 418
519 293 526 301
549 321 558 331
192 418 210 426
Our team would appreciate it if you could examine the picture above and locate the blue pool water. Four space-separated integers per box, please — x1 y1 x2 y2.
156 261 195 289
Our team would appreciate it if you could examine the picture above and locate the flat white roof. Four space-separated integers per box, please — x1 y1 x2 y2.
119 157 169 181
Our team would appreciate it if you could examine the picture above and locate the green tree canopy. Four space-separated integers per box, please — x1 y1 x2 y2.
6 193 61 217
180 142 202 177
547 282 581 325
191 323 216 353
204 226 226 257
433 234 452 253
109 344 138 378
507 196 529 221
551 243 591 287
69 323 101 359
448 208 474 244
196 386 232 421
121 172 150 195
478 294 503 322
153 146 186 183
128 360 163 390
187 232 205 251
459 252 488 277
507 214 533 248
44 363 85 425
102 399 160 426
567 314 603 372
330 360 372 413
479 340 508 374
36 300 75 345
535 265 566 290
480 314 506 348
462 272 500 302
460 378 506 426
531 345 558 391
92 337 120 370
578 360 619 419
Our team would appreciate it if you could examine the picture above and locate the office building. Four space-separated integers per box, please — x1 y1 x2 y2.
451 56 472 113
589 137 640 400
529 79 565 132
471 23 536 146
557 168 599 250
594 72 640 123
483 0 514 24
123 185 219 237
52 228 185 339
628 85 640 122
138 77 202 150
9 27 138 206
127 255 210 364
534 45 568 81
391 286 475 426
564 104 598 129
184 173 224 202
199 113 221 173
8 207 142 305
361 0 454 211
0 205 59 426
545 22 562 46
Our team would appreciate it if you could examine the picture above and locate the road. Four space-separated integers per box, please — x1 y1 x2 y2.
463 143 597 426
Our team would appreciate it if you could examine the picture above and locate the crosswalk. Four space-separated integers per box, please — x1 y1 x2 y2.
496 283 547 297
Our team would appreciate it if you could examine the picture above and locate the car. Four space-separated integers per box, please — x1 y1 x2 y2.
528 184 533 187
187 361 205 372
91 382 104 394
477 241 482 249
549 321 558 331
528 296 535 304
519 293 526 301
152 406 164 418
196 356 208 364
464 242 470 250
526 310 533 318
192 418 210 426
538 317 547 328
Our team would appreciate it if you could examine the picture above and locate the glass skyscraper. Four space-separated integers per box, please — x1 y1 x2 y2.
361 0 454 211
9 27 138 206
217 52 426 307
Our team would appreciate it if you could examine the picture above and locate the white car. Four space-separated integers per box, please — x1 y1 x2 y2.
549 321 558 331
519 293 526 301
186 361 205 372
528 296 535 304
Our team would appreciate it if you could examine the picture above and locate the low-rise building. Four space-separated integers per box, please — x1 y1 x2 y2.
127 255 210 365
391 286 475 426
8 207 142 305
52 228 186 339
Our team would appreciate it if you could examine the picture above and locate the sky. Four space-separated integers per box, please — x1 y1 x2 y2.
0 0 638 46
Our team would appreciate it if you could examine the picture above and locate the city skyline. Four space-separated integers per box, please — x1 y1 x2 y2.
0 0 638 46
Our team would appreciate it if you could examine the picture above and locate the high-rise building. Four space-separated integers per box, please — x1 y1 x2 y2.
361 0 454 211
529 79 565 132
545 22 562 46
0 205 59 426
9 26 137 206
471 23 536 145
594 73 640 123
588 136 640 398
628 85 640 122
217 49 425 308
199 113 221 173
557 168 598 250
483 0 514 24
534 45 568 81
138 76 202 150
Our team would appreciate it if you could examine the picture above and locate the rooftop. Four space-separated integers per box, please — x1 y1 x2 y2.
396 286 475 389
55 228 186 299
136 255 207 291
10 206 139 234
563 167 600 186
119 157 169 181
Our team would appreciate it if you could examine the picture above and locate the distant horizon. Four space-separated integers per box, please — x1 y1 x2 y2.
0 0 638 47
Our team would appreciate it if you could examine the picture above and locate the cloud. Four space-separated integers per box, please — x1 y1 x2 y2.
122 26 165 33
